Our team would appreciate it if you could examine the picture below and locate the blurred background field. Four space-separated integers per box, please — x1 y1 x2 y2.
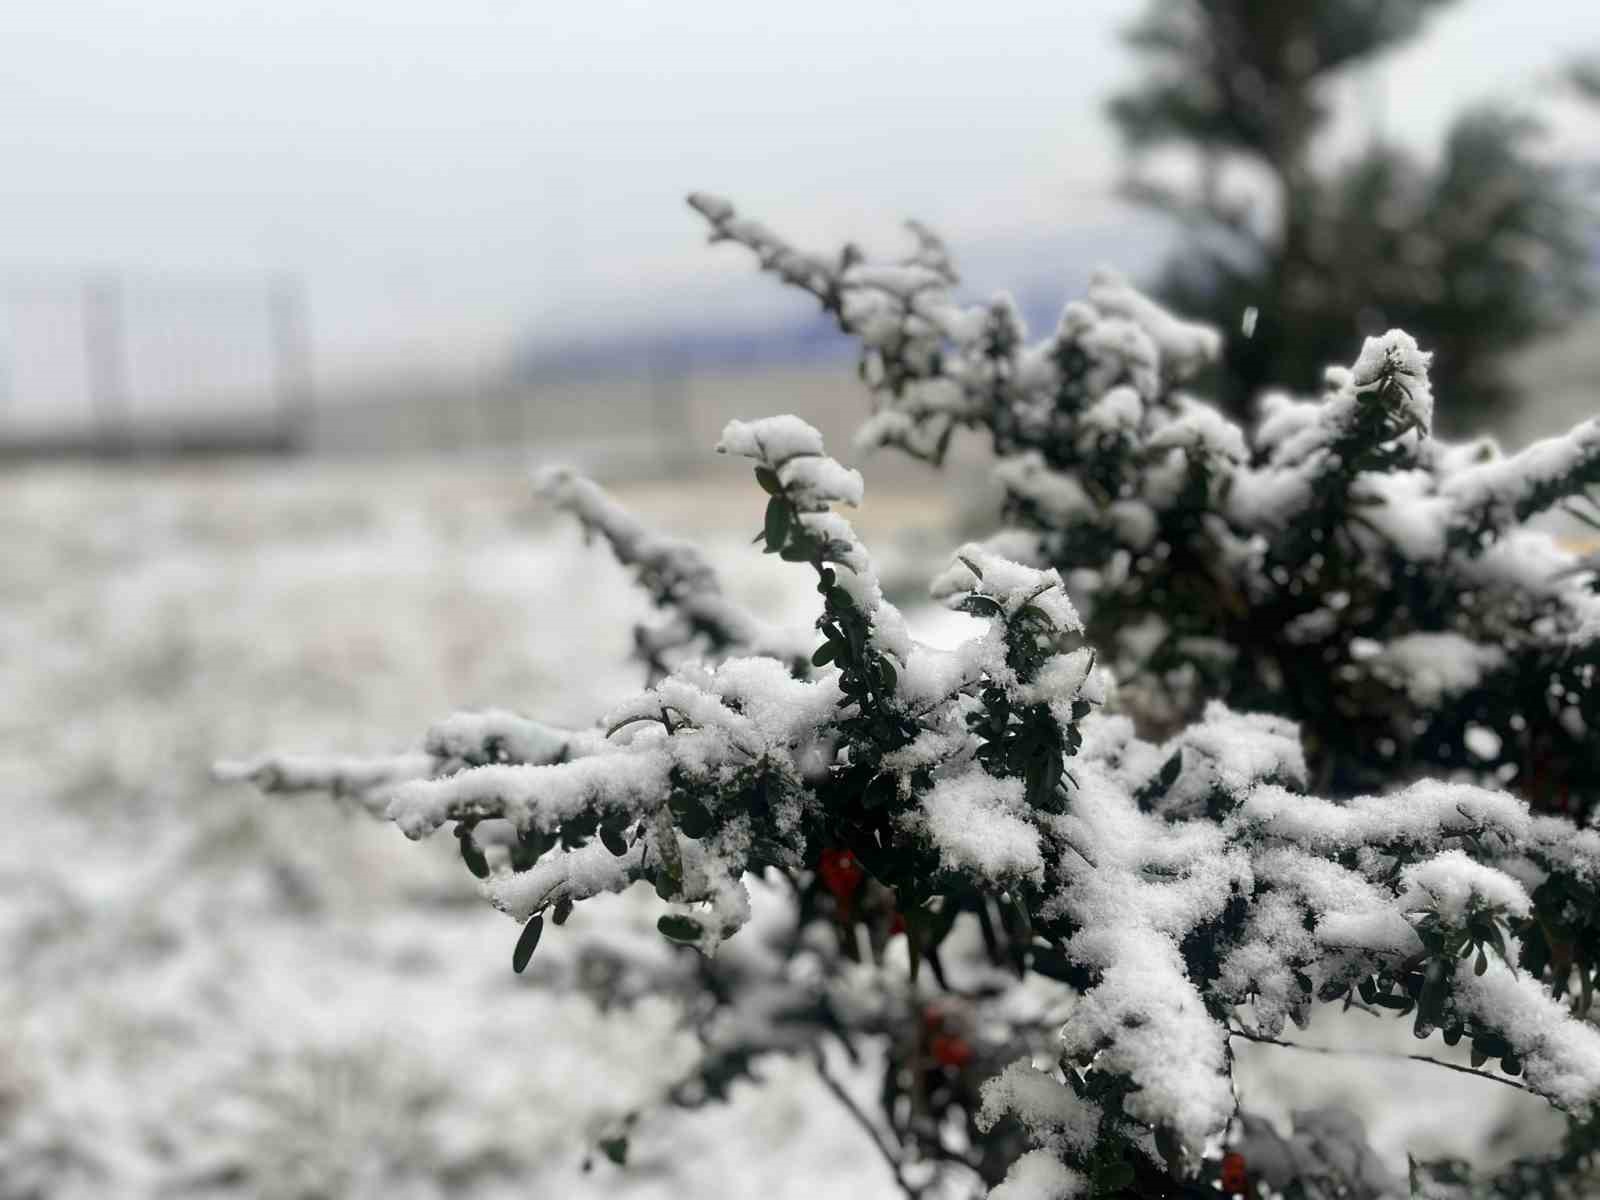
3 0 1599 1195
0 453 1577 1197
0 458 911 1197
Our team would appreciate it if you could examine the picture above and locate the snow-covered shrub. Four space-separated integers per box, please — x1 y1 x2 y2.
229 405 1600 1197
688 194 1600 826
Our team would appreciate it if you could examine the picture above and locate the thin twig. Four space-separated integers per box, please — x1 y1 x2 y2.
811 1048 921 1200
1061 836 1098 869
1226 1025 1541 1101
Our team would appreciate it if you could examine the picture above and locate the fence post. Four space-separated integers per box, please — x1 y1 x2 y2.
269 274 313 452
83 272 128 453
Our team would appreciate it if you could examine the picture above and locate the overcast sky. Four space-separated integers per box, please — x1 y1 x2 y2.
2 0 1595 392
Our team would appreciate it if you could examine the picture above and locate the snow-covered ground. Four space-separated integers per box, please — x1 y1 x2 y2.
0 454 1567 1197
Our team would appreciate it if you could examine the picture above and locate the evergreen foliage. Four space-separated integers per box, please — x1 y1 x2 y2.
226 200 1600 1199
690 194 1600 823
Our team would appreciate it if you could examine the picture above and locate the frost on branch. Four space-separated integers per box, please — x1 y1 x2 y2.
213 751 433 814
229 416 1600 1198
534 463 813 680
693 196 1600 821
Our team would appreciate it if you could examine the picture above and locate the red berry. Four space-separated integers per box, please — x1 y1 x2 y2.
818 848 864 901
1219 1152 1248 1195
930 1033 973 1069
888 911 907 936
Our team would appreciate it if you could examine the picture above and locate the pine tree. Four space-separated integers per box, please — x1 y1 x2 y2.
224 197 1600 1199
1109 0 1594 432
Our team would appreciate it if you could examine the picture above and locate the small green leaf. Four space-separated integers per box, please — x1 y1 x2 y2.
1016 603 1053 630
1093 1158 1135 1192
811 641 836 667
1153 1124 1183 1175
1159 750 1183 789
764 496 791 551
458 836 490 880
669 792 715 840
957 554 984 580
654 809 683 900
1487 920 1510 964
754 466 782 495
657 913 703 944
600 823 629 857
552 897 574 926
512 914 545 974
598 1134 629 1166
1474 1032 1509 1060
1419 959 1447 1024
1040 749 1062 803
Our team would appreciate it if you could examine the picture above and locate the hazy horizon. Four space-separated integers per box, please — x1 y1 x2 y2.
3 0 1596 407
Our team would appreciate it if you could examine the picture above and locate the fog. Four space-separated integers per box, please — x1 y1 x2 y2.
4 0 1592 385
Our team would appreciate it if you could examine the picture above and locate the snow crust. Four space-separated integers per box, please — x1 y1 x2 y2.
988 1150 1088 1200
1350 329 1434 432
1368 633 1506 706
905 768 1043 882
717 415 828 463
1085 268 1222 383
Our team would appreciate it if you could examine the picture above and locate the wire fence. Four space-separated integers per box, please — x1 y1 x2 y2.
0 267 960 482
0 269 310 455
